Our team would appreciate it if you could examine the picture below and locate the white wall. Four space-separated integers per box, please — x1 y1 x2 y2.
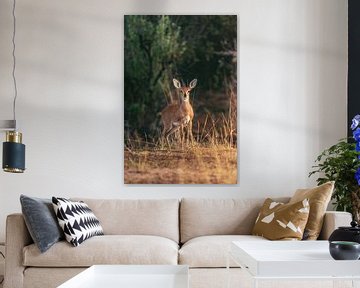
0 0 347 242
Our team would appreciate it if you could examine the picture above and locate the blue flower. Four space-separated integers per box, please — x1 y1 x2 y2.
356 167 360 186
353 128 360 142
352 119 359 130
352 115 360 130
357 142 360 152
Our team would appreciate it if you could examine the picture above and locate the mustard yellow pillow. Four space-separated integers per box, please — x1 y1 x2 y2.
289 181 334 240
252 198 310 240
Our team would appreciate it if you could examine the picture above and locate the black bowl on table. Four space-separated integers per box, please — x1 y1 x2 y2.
329 241 360 260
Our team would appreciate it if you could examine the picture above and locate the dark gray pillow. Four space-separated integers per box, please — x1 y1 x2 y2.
20 195 64 253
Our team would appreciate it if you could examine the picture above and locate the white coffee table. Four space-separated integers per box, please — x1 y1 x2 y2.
58 265 189 288
228 241 360 288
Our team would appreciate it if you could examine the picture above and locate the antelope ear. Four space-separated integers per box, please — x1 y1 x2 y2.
189 79 197 89
173 78 181 89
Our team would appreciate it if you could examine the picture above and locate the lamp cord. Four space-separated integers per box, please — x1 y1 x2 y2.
12 0 18 129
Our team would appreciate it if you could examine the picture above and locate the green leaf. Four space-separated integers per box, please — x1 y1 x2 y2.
309 139 360 215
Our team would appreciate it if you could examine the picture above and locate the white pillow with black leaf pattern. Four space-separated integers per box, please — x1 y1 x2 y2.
52 197 104 247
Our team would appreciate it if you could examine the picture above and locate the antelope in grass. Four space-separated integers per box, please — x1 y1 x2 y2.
161 78 197 146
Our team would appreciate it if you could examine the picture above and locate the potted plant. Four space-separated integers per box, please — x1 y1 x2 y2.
309 115 360 222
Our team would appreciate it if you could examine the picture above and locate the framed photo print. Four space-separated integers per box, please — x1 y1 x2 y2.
124 15 237 184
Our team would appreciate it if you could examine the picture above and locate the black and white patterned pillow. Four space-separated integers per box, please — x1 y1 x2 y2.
52 197 104 247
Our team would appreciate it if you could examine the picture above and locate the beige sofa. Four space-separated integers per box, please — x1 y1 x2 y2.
4 198 352 288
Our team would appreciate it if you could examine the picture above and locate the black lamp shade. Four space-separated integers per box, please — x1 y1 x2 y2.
3 140 25 173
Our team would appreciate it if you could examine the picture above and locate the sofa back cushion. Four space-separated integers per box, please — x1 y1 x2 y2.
72 198 179 243
180 198 289 243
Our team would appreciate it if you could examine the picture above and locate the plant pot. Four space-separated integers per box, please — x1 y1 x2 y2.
329 221 360 244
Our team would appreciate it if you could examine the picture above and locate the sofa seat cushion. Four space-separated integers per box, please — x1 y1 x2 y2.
23 235 179 267
179 235 267 268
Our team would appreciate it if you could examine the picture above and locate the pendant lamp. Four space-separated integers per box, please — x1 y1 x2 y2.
1 0 26 173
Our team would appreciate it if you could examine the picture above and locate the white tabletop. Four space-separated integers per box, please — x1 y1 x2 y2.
58 265 189 288
231 241 360 278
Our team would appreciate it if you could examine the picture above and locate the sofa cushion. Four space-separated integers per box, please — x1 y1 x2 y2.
180 198 289 243
23 235 179 267
52 197 104 247
252 198 310 240
290 181 334 240
20 195 64 253
179 235 267 268
72 198 179 243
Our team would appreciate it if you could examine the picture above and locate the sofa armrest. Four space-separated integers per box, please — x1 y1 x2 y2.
318 211 352 240
4 213 32 288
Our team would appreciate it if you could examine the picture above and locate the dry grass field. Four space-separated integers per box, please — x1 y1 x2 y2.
124 145 237 184
124 84 237 184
